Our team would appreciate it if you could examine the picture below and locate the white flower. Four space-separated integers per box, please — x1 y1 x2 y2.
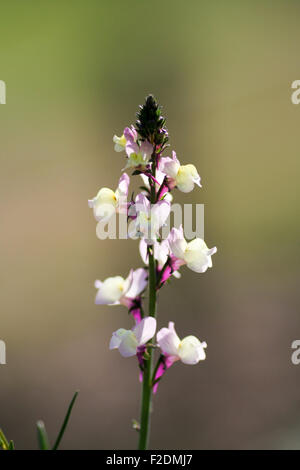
113 134 127 152
128 193 170 244
88 173 129 223
94 268 147 306
109 317 157 357
159 151 201 193
113 126 137 152
157 322 207 365
168 225 217 273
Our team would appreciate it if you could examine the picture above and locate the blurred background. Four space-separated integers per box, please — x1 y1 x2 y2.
1 0 300 450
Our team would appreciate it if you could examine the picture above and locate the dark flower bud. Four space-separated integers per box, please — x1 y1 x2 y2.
135 94 169 148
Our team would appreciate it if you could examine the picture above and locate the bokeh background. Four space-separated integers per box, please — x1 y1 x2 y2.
1 0 300 450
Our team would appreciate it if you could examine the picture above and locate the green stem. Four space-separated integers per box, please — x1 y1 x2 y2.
138 346 153 449
148 250 156 317
138 152 157 450
138 249 156 450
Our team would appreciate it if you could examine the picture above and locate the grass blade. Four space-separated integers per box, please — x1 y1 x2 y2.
52 391 79 450
8 441 15 450
0 429 10 450
36 420 50 450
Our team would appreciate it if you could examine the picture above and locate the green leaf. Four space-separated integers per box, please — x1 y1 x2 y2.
36 420 50 450
0 429 10 450
52 391 79 450
139 186 150 193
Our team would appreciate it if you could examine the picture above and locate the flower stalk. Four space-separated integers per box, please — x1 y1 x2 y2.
89 94 217 451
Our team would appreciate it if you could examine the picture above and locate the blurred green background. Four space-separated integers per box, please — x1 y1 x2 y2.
1 0 300 449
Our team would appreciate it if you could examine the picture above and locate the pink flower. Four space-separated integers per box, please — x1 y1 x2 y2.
124 140 153 170
124 126 137 144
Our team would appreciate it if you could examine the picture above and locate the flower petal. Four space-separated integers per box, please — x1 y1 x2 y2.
94 279 102 289
184 238 216 273
113 134 127 152
125 268 148 299
176 164 201 193
124 126 137 143
133 317 157 346
151 200 171 228
159 156 180 179
94 202 116 223
109 328 128 349
135 193 150 215
154 239 169 268
140 173 150 190
178 336 207 364
139 239 148 264
118 331 139 357
157 321 181 357
125 141 140 157
90 187 118 222
95 276 125 305
117 172 130 197
168 225 187 260
139 140 153 158
123 269 134 295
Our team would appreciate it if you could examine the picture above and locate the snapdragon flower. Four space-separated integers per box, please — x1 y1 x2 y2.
94 268 147 307
168 225 217 273
124 140 153 170
113 126 137 152
109 316 156 358
157 321 207 365
88 173 130 223
128 193 170 244
159 151 201 193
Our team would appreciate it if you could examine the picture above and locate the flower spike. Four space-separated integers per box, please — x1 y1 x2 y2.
88 95 217 450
